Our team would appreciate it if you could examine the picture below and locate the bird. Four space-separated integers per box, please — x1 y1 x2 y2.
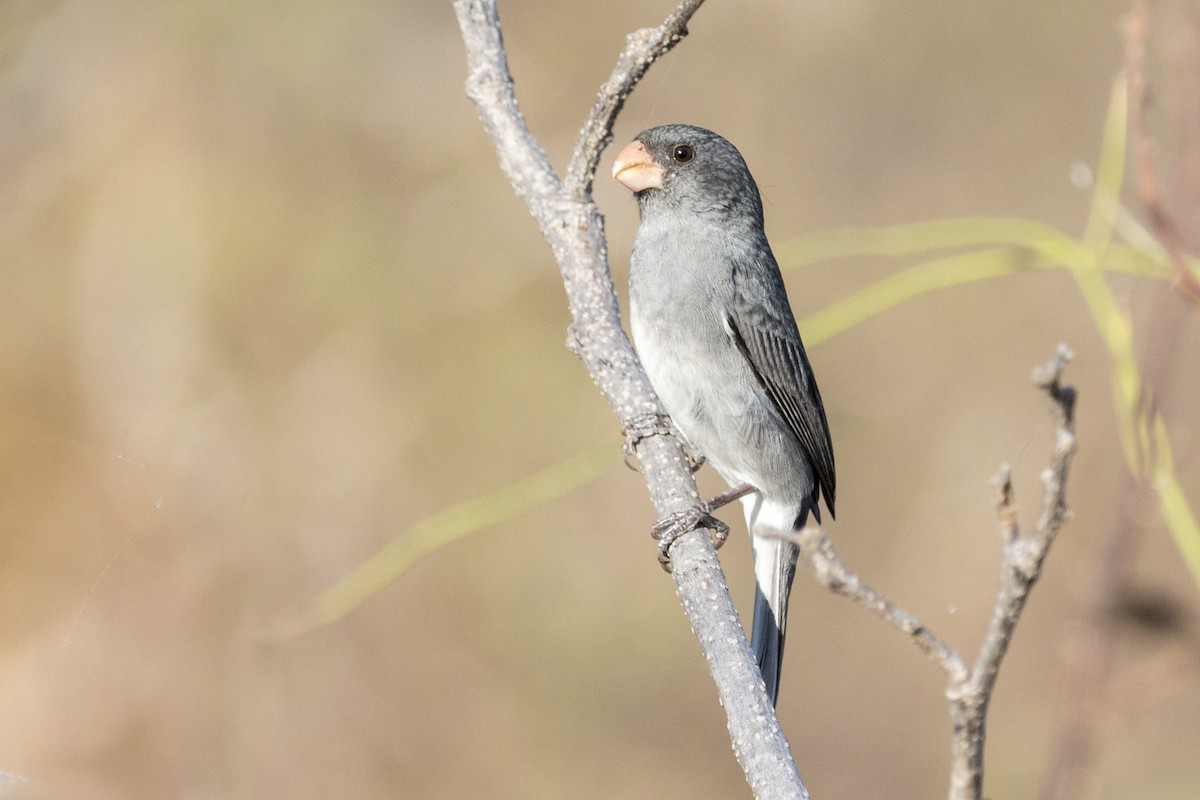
612 124 835 706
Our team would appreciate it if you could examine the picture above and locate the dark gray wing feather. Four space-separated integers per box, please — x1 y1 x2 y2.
728 257 836 518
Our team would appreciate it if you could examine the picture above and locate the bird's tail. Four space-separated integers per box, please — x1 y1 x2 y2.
744 496 804 707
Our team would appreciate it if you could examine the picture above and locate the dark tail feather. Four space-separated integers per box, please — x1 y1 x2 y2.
750 536 799 707
751 582 786 706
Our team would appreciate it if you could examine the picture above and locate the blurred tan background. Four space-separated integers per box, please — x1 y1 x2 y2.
2 0 1199 797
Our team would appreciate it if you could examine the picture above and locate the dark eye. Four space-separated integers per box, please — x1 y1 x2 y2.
672 144 694 163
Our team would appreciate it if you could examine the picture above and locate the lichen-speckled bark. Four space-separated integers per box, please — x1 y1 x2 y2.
453 1 807 797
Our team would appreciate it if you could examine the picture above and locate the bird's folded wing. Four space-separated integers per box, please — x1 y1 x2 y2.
726 311 836 517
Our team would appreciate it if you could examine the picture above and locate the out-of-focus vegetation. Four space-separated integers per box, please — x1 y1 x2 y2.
1 1 1197 798
300 78 1198 638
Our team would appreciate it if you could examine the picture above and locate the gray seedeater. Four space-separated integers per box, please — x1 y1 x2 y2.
613 125 836 706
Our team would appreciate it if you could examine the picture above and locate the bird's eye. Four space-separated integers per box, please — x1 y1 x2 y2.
672 144 695 163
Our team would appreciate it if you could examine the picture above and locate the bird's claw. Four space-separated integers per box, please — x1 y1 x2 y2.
651 507 730 572
621 413 675 471
622 413 706 473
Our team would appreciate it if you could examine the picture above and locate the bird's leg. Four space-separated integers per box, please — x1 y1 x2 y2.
704 483 757 513
651 485 758 570
651 507 731 572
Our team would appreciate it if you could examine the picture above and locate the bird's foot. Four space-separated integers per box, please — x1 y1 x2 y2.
651 507 730 572
621 413 674 471
621 413 706 473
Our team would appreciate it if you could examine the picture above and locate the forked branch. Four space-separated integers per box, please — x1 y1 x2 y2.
780 346 1077 800
453 2 806 797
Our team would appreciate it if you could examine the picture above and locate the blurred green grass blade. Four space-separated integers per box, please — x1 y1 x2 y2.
777 217 1049 267
1113 201 1168 260
1152 415 1200 584
273 441 620 640
1071 76 1146 476
796 244 1168 347
1113 201 1200 280
781 213 1180 351
1083 75 1129 250
278 75 1200 642
780 216 1105 268
799 247 1040 346
1069 77 1200 591
778 214 1187 280
1102 243 1188 279
787 74 1200 593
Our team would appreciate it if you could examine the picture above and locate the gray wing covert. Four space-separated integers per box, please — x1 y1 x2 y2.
727 257 836 518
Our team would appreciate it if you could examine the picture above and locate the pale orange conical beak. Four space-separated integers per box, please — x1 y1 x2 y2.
612 141 663 192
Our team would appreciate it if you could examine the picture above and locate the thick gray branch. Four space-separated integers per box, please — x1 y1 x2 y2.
456 0 562 207
453 1 806 796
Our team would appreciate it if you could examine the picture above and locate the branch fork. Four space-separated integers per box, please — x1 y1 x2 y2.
455 2 808 797
772 345 1078 800
455 1 1079 797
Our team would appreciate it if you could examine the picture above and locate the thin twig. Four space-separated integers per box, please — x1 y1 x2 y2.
1123 0 1200 308
453 2 807 797
564 0 706 198
947 344 1078 800
781 527 967 682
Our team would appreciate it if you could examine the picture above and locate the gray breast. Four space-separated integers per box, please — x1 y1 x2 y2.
629 239 810 509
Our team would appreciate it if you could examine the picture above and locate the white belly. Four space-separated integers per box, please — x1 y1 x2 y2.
630 301 812 517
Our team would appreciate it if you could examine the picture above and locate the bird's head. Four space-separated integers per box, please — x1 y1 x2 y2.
611 124 763 223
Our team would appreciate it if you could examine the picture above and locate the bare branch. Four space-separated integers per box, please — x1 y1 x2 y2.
564 0 706 199
453 2 808 796
456 0 563 208
457 3 1082 796
947 344 1078 800
787 527 968 683
778 346 1077 800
